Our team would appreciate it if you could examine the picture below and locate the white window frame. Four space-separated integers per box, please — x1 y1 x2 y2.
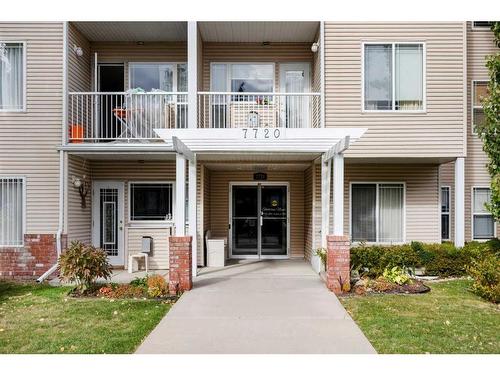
471 80 488 136
210 62 276 93
0 176 26 247
0 41 27 112
471 21 494 30
361 41 426 113
440 186 451 241
128 62 188 92
349 181 406 244
471 186 497 241
128 181 175 225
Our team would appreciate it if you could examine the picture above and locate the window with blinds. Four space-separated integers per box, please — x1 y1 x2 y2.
0 177 24 246
472 187 495 240
0 42 25 111
351 183 405 243
364 43 424 111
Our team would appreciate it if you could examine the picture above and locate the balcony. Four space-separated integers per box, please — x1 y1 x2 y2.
198 92 321 129
67 92 187 143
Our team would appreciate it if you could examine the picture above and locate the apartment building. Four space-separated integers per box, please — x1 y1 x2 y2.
0 21 498 279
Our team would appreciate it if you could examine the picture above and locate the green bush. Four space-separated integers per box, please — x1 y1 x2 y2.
58 241 112 292
351 240 495 278
467 253 500 303
382 266 411 285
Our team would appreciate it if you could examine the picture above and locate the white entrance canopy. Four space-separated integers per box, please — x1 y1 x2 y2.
157 127 367 277
154 128 366 154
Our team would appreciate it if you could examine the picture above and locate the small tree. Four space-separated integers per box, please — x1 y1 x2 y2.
476 22 500 221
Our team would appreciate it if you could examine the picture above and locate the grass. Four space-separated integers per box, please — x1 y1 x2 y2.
340 279 500 354
0 281 170 353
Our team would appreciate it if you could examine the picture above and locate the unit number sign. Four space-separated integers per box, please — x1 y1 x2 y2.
242 128 282 140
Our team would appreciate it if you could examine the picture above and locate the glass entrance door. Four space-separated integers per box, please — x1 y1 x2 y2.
231 184 288 258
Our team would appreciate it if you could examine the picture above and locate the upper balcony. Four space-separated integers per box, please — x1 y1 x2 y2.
65 21 321 145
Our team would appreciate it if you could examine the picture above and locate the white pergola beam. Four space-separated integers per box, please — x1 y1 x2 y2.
324 135 350 162
172 136 195 163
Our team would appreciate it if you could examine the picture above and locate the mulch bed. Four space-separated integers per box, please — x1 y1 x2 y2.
351 277 431 296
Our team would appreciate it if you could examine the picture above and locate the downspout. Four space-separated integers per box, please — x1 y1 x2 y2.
38 21 68 282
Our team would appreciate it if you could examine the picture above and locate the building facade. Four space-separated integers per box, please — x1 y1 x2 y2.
0 21 498 279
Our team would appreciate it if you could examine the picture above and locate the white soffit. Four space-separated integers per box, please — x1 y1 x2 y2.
198 22 319 43
154 128 367 154
72 22 187 42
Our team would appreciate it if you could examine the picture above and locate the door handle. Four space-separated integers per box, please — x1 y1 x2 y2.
260 216 263 226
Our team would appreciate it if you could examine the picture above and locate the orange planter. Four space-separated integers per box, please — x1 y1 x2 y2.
70 124 84 143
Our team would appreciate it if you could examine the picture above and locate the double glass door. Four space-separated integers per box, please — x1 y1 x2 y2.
231 184 288 258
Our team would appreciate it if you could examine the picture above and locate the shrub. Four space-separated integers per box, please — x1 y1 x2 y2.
104 284 146 299
130 275 149 288
351 240 495 278
382 266 411 285
315 247 327 269
467 254 500 303
58 241 112 292
147 275 168 298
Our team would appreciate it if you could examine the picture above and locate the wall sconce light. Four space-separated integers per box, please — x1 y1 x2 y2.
311 42 320 53
72 175 89 209
73 45 83 57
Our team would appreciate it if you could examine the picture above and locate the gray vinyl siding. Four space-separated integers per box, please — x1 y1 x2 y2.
0 22 64 234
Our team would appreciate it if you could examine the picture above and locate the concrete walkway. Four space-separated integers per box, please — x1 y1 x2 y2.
136 259 376 354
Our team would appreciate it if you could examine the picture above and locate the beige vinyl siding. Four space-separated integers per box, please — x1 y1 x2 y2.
313 163 440 244
91 42 187 89
344 164 440 243
67 155 91 244
0 22 64 234
324 22 466 158
464 22 499 240
68 23 91 92
91 160 176 269
202 42 313 91
127 227 172 269
304 164 314 261
207 168 305 258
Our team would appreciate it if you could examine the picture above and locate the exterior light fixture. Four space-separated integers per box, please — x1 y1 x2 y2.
72 175 89 208
73 45 83 57
311 42 319 53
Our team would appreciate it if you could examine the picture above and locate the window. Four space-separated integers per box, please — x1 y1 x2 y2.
0 177 24 246
0 42 25 111
472 81 488 134
211 63 274 96
363 43 424 111
441 187 450 241
472 187 495 240
129 182 173 221
129 63 187 92
351 183 405 243
473 21 494 29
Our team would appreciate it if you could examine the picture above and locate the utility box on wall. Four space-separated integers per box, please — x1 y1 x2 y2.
142 236 153 254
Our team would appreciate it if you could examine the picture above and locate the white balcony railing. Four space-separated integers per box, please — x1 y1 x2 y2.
197 92 321 129
67 92 187 143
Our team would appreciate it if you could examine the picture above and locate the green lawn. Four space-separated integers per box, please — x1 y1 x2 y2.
340 279 500 354
0 281 170 353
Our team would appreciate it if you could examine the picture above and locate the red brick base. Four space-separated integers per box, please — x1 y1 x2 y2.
326 235 351 294
0 234 67 280
168 236 193 294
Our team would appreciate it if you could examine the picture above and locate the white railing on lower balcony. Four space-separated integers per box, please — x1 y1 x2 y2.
67 92 188 143
197 92 322 129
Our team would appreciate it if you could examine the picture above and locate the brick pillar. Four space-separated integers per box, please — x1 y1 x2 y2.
326 235 350 294
169 236 193 294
